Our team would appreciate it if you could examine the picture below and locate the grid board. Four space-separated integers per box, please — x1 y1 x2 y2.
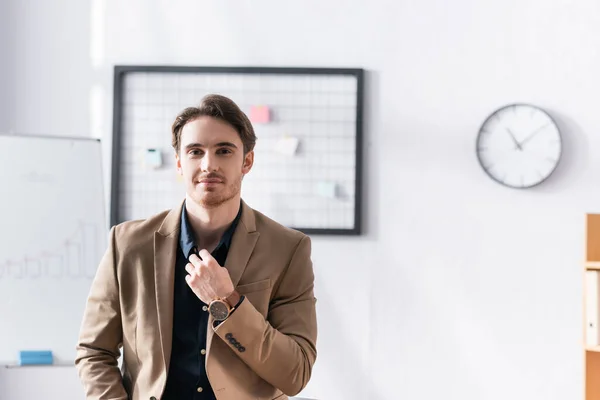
111 66 364 235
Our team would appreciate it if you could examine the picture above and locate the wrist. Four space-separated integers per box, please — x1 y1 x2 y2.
225 290 241 309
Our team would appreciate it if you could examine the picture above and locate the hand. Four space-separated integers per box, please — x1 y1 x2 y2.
506 128 522 151
185 250 234 305
518 122 550 148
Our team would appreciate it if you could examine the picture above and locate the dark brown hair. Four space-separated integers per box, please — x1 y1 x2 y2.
171 94 257 154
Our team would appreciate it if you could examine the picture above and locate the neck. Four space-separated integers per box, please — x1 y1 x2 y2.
185 195 240 250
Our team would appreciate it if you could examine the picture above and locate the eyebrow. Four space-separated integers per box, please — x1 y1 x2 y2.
184 142 238 150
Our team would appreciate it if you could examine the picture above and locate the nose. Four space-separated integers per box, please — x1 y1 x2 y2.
200 152 218 172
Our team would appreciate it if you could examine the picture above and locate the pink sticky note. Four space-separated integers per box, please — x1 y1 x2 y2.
249 105 270 123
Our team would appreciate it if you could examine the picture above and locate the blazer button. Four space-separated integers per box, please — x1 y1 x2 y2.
150 397 157 400
239 346 246 353
225 333 233 339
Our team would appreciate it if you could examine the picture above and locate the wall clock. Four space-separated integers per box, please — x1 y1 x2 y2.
476 103 562 189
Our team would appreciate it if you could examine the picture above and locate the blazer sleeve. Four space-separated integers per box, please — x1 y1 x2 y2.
75 226 128 400
213 234 318 396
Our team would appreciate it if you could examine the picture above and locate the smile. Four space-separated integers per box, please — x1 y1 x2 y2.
199 179 223 185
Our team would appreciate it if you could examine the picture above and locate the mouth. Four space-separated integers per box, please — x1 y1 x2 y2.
198 178 223 186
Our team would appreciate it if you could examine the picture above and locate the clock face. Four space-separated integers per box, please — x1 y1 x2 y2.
209 301 229 321
476 104 562 188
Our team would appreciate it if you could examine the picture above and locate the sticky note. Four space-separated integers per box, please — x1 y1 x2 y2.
316 181 338 199
274 136 300 156
19 350 53 365
145 148 162 168
249 105 270 123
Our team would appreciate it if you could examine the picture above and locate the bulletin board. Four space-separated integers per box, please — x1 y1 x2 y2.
111 66 364 235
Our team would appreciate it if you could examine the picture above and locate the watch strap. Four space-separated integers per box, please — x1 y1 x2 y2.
224 290 241 309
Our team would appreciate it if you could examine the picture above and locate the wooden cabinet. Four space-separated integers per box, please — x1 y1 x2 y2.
585 214 600 400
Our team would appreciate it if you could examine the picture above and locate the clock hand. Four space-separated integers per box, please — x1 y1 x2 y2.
506 128 522 151
518 123 550 147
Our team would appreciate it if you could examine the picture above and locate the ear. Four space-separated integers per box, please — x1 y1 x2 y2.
175 151 183 175
242 150 254 175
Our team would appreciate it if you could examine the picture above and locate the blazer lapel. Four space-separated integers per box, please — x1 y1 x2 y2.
154 201 184 373
224 201 260 288
206 200 260 360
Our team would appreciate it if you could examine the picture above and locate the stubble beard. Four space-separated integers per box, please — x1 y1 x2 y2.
194 174 243 209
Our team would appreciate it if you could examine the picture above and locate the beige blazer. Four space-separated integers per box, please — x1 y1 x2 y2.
75 200 318 400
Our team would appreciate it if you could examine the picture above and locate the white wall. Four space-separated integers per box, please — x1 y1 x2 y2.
4 0 92 137
3 0 600 399
0 0 14 132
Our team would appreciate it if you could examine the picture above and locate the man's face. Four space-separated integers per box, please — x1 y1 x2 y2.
176 116 253 209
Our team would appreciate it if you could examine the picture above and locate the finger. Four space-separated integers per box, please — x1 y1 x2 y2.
187 262 210 285
188 254 206 274
185 263 195 276
188 253 202 267
198 249 213 263
186 262 204 278
185 273 198 289
198 249 219 268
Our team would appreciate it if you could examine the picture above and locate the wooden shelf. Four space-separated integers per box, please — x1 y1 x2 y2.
587 215 600 261
588 350 600 399
586 214 600 400
586 262 600 270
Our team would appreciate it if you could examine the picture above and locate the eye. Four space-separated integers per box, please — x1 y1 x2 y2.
188 149 203 156
217 148 232 155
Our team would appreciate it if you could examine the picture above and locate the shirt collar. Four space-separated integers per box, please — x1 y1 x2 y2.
179 200 243 260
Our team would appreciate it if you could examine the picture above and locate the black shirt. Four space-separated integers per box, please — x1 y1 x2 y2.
162 202 242 400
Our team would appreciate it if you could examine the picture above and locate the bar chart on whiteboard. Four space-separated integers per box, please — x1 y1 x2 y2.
0 134 107 364
0 221 102 280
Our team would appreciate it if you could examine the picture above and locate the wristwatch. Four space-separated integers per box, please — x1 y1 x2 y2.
208 290 241 321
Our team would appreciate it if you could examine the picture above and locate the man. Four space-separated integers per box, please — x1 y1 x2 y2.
75 94 318 400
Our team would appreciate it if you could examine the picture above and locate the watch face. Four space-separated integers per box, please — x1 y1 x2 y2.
476 104 562 189
209 300 229 321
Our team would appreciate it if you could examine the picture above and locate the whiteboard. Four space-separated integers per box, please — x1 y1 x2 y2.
0 134 107 364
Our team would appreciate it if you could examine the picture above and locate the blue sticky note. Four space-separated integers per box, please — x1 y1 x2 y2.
316 181 338 199
145 148 163 168
19 350 53 365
